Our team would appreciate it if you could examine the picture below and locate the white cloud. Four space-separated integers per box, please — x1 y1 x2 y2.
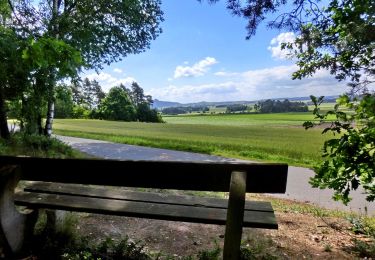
113 68 123 73
174 57 218 79
268 32 296 60
214 71 240 77
85 72 136 92
149 82 239 103
150 65 347 103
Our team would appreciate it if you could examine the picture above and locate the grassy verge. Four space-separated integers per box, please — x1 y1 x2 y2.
54 119 333 168
0 132 86 158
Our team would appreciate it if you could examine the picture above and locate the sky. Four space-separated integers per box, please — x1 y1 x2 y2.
83 0 348 103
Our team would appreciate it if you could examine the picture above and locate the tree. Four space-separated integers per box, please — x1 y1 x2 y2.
130 82 146 107
99 87 136 121
304 94 375 204
129 81 162 122
205 0 374 203
204 0 374 91
0 27 28 138
81 78 106 110
54 85 74 118
4 0 163 135
255 99 308 113
21 36 83 134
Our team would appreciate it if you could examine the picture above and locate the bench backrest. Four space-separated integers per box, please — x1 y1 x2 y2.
0 156 288 193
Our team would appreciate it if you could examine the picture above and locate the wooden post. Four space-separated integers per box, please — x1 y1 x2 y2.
223 171 247 260
0 166 37 258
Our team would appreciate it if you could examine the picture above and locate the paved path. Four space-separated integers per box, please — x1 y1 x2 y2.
57 135 374 215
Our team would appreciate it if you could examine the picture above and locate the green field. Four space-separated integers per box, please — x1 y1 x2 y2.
163 112 320 126
54 112 334 168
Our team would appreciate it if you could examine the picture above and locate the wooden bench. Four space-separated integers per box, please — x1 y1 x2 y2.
0 155 288 259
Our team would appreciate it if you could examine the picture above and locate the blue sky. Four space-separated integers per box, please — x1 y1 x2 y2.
84 0 347 103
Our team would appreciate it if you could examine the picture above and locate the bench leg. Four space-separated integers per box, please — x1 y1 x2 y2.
0 166 38 258
223 171 247 260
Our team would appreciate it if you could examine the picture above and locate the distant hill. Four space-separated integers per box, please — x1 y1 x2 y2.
152 95 340 109
152 99 182 109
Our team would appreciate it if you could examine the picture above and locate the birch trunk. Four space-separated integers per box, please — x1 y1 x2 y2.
44 100 54 136
44 0 59 137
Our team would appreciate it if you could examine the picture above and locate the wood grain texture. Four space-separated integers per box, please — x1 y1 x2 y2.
0 155 288 193
23 182 274 212
224 171 247 260
14 191 278 229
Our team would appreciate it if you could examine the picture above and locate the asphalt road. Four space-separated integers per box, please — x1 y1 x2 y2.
57 135 374 215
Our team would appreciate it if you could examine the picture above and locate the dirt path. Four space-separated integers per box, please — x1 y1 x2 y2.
57 135 374 215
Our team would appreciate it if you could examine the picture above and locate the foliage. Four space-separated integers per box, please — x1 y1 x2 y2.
255 99 308 113
0 27 29 138
81 78 106 110
287 0 375 92
0 0 163 137
55 79 162 122
240 237 279 260
226 104 249 113
162 106 210 115
9 0 163 70
0 132 79 158
351 239 375 258
204 0 374 91
71 105 91 119
99 86 137 121
136 102 164 123
55 85 74 118
348 215 375 238
197 242 221 260
19 35 82 135
22 37 82 81
304 94 375 204
0 28 28 99
29 211 151 260
205 0 374 205
128 82 163 122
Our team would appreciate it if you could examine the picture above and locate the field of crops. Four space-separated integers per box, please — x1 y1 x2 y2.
54 112 334 168
163 112 319 126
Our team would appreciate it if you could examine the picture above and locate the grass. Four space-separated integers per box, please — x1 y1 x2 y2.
0 132 85 158
162 112 322 126
54 116 334 168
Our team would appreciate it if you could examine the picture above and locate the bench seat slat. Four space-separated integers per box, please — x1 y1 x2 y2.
14 191 278 229
22 182 274 212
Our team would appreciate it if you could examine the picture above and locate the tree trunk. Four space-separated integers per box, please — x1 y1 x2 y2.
43 0 59 137
0 86 10 139
44 100 54 136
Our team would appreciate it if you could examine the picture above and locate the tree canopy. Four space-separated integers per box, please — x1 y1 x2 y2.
8 0 164 69
0 0 164 136
205 0 374 203
205 0 374 92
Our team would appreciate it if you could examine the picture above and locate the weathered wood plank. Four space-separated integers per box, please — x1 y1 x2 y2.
23 182 274 212
0 155 288 193
223 171 247 260
14 191 278 229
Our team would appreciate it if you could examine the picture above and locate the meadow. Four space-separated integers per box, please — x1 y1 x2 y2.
163 112 319 126
54 112 334 168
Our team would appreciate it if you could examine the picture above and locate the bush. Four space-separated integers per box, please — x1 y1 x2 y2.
0 132 76 157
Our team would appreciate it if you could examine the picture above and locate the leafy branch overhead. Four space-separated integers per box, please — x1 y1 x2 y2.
305 94 375 204
10 0 164 69
204 0 374 92
204 0 374 204
0 0 164 137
